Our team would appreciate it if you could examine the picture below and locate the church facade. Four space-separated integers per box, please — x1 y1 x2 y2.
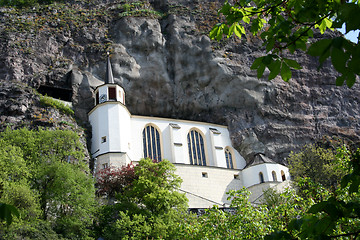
88 58 290 208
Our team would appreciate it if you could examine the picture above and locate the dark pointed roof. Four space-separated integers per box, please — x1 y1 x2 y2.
245 153 277 168
105 54 114 84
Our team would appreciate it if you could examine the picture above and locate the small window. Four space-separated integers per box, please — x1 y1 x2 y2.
272 171 277 182
281 170 286 181
102 163 109 169
225 147 235 169
108 87 116 100
202 172 208 178
259 172 264 183
96 91 99 105
101 136 107 143
234 174 240 180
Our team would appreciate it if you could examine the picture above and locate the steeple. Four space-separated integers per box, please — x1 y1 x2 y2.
105 53 114 84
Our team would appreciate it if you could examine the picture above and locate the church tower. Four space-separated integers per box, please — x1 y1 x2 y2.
88 56 131 172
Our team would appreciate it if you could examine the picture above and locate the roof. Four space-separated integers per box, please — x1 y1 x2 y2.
105 56 114 84
245 153 277 168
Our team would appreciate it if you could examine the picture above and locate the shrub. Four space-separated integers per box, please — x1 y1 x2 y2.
39 95 74 116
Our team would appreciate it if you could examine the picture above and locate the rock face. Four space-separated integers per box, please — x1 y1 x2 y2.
0 0 359 164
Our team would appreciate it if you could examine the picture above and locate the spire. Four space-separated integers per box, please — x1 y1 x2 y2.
105 53 114 84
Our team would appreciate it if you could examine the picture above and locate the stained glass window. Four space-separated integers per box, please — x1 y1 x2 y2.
187 129 206 166
143 125 162 161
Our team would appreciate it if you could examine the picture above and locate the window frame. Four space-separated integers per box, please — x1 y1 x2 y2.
187 128 208 166
259 172 265 183
272 171 277 182
281 170 286 181
142 124 163 161
108 86 117 101
224 146 236 169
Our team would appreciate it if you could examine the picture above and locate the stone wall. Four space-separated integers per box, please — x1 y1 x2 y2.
0 0 359 165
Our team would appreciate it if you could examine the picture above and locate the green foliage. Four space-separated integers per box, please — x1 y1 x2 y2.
39 95 74 116
266 147 360 239
0 128 95 239
0 203 19 226
97 158 188 239
178 189 271 239
210 0 360 86
117 1 165 18
288 144 345 192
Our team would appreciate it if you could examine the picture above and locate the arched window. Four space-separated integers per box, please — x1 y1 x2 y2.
187 129 207 166
225 147 235 169
259 172 264 183
281 170 286 181
143 124 162 161
272 171 277 182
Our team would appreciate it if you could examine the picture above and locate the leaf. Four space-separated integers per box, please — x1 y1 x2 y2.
331 47 348 73
307 39 332 57
219 2 231 16
0 203 19 225
209 23 226 41
268 59 281 80
257 64 266 78
308 201 327 214
242 15 250 24
317 18 332 34
283 58 302 70
349 174 360 192
234 23 245 38
341 174 352 188
266 38 275 52
251 57 264 70
336 75 346 86
281 63 292 82
288 218 303 231
265 231 293 240
319 48 331 65
296 39 307 51
348 55 360 75
262 54 273 65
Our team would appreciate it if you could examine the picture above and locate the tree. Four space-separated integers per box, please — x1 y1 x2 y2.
288 144 346 193
0 128 96 239
96 164 137 199
177 187 312 239
265 146 360 239
210 0 360 87
96 158 188 240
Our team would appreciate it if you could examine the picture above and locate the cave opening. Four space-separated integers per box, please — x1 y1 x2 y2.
38 85 73 102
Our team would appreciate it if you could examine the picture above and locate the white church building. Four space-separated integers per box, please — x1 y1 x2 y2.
89 57 290 208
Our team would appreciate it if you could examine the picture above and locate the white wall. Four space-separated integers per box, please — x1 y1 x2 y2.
89 102 131 158
130 115 246 169
242 163 290 188
175 164 243 208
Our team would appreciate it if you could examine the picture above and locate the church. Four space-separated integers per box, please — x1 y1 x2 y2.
88 57 290 208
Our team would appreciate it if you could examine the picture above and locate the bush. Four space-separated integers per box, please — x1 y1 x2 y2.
39 95 74 116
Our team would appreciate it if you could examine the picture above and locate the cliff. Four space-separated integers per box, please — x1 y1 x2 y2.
1 0 359 164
